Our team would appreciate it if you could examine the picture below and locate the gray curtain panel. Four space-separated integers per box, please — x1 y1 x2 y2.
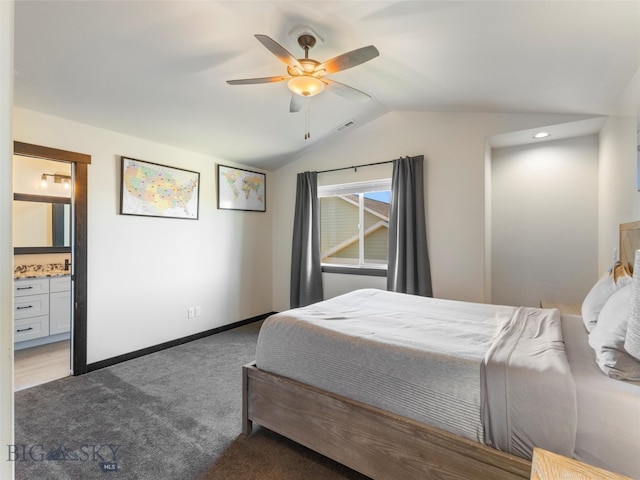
290 171 324 308
387 155 433 296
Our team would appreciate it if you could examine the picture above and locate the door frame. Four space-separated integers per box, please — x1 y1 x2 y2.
13 141 90 375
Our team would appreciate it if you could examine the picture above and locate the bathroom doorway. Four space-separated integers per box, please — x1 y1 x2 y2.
13 142 90 388
13 155 72 388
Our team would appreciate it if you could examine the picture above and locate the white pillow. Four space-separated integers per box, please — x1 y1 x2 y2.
588 284 640 381
581 262 631 332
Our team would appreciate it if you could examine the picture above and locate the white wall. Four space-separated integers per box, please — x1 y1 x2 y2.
13 107 273 364
0 1 13 478
484 140 493 303
13 155 71 197
598 65 640 272
272 110 594 312
322 272 386 300
491 135 599 307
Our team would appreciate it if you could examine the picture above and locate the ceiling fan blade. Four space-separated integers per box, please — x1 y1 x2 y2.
290 94 305 113
226 76 290 85
318 45 379 74
323 78 372 103
254 34 303 71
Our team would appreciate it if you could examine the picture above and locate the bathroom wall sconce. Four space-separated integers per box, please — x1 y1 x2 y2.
41 173 71 189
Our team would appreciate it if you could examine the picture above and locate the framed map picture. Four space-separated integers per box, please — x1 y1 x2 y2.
120 157 200 220
217 165 266 212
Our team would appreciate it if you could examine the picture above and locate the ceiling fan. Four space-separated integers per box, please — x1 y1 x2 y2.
227 33 379 114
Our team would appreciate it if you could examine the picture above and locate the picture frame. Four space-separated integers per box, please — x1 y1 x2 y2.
120 156 200 220
217 164 266 212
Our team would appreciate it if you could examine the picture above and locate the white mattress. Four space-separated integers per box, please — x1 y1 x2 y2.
256 289 515 443
562 314 640 479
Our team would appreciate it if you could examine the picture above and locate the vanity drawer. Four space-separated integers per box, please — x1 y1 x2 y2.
50 275 71 293
15 316 49 342
14 278 49 297
14 293 49 320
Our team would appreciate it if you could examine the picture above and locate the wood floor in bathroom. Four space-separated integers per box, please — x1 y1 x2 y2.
14 341 71 391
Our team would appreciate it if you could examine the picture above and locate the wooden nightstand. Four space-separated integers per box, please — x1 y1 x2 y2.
531 448 632 480
540 300 581 316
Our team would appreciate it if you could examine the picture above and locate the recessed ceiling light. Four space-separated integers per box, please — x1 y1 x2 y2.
533 132 551 139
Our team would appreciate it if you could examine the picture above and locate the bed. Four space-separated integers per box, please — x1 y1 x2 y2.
242 222 640 480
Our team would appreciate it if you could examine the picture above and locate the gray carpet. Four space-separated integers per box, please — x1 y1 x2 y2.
197 426 368 480
14 321 369 480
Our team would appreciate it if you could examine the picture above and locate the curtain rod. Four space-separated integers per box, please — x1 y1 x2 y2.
316 159 395 175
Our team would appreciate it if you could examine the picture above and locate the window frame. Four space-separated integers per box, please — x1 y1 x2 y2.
318 178 391 276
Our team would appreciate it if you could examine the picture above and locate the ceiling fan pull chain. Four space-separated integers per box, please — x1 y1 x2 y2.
304 99 311 140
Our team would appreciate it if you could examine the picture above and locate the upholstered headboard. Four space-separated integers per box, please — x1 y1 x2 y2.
620 221 640 274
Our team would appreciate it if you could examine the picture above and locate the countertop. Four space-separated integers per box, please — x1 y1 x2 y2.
14 271 71 280
14 263 71 280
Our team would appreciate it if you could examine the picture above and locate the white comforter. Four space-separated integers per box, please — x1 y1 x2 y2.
255 289 576 459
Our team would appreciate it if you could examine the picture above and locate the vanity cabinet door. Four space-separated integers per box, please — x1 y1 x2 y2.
49 275 71 334
50 290 71 334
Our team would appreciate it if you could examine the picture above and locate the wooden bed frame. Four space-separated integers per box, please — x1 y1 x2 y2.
242 364 530 480
620 220 640 274
241 221 640 480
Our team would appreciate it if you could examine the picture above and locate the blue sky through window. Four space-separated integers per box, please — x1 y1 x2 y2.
364 191 391 203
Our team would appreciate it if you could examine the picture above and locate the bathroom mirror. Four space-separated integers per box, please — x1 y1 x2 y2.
13 193 71 253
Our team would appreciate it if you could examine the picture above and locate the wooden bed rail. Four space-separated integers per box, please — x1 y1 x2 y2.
243 362 531 480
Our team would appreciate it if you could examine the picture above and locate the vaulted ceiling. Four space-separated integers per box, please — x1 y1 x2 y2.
13 1 640 170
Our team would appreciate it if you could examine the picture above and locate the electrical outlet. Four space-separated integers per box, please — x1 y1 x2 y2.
194 306 201 317
188 307 195 319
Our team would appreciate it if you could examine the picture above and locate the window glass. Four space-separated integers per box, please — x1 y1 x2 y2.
319 180 391 268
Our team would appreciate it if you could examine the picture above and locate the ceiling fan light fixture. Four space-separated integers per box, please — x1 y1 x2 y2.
287 75 325 97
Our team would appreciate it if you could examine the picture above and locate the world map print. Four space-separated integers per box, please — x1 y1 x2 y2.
218 165 265 211
121 158 200 219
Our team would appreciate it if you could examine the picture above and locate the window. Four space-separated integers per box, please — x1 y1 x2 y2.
318 179 391 270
